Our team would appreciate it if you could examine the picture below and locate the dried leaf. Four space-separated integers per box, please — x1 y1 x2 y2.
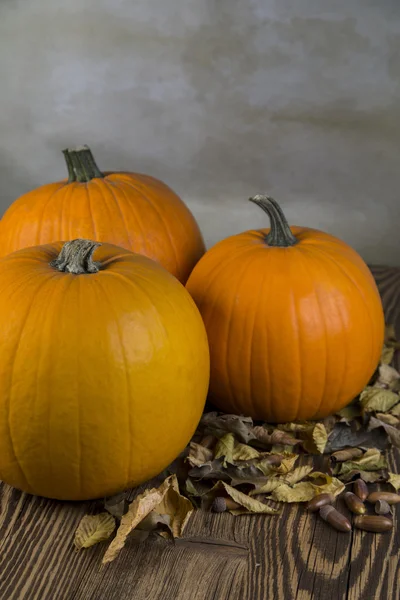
388 472 400 491
334 448 387 478
385 324 400 349
214 433 235 466
381 346 395 365
338 469 388 483
155 477 194 537
102 475 192 565
104 493 128 519
277 422 312 432
186 441 213 467
249 478 283 495
308 472 345 497
335 404 362 421
210 481 279 515
390 402 400 417
272 482 315 503
136 512 171 532
284 465 314 485
252 425 300 447
375 413 400 427
324 422 388 452
312 423 328 454
188 459 228 481
232 443 260 461
360 387 400 412
368 416 400 448
376 364 400 389
269 452 299 475
199 412 255 443
74 513 116 550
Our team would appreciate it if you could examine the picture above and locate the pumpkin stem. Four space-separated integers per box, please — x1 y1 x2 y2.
249 195 298 247
50 239 102 274
62 145 104 183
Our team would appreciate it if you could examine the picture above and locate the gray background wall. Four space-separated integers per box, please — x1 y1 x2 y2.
0 0 399 265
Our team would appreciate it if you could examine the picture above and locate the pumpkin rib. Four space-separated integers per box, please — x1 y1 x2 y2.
123 179 181 281
94 276 132 491
289 278 302 422
85 183 99 244
35 184 67 248
310 246 380 376
100 179 135 250
5 271 58 493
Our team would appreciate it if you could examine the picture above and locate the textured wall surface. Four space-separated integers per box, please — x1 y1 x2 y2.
0 0 399 264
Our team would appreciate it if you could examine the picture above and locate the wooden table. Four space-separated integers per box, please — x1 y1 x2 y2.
1 266 399 600
0 450 399 600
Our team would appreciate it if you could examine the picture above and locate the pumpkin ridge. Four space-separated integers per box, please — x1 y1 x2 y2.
36 184 67 248
309 246 381 375
95 178 134 250
94 277 132 489
123 179 181 281
5 272 55 493
289 284 302 422
85 183 98 244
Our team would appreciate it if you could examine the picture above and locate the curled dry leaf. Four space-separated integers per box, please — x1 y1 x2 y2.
250 465 314 496
334 448 387 478
368 416 400 448
74 513 116 550
214 433 235 466
381 346 395 365
331 448 363 463
360 387 400 413
375 413 400 427
252 425 300 447
271 482 315 503
308 472 345 497
186 441 214 467
268 452 298 475
324 422 388 453
376 364 400 389
102 475 193 565
387 472 400 491
312 423 328 454
210 481 279 515
199 412 255 443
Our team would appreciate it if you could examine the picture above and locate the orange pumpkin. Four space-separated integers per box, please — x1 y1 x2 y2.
186 195 384 422
0 146 205 284
0 239 209 500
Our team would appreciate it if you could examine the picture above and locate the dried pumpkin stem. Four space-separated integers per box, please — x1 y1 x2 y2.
50 239 101 274
63 145 104 183
249 195 297 247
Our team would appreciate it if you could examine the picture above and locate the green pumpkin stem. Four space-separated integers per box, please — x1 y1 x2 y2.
50 239 102 274
249 195 297 247
63 145 104 183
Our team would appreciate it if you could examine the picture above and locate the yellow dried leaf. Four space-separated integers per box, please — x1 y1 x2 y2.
284 465 314 485
271 482 315 503
154 477 194 537
102 475 192 565
249 478 283 495
391 402 400 417
360 387 400 412
334 448 387 477
375 412 400 427
312 423 328 454
74 513 116 550
270 452 298 475
388 472 400 491
232 443 260 461
214 433 235 466
211 481 279 515
377 364 400 389
309 472 345 497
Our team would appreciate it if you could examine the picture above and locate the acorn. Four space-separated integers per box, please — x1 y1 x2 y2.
306 493 334 512
354 515 393 533
366 492 400 505
211 497 241 513
319 505 351 532
343 491 366 515
353 479 369 501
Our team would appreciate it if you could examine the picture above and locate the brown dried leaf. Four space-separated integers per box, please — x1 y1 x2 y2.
186 441 214 467
368 416 400 448
331 448 364 463
252 425 300 447
102 475 193 564
232 443 260 461
210 481 279 515
199 412 255 443
360 387 400 412
387 472 400 491
74 513 116 550
324 422 388 452
338 469 388 483
214 433 235 466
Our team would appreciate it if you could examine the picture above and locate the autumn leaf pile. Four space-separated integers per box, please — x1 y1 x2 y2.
74 325 400 563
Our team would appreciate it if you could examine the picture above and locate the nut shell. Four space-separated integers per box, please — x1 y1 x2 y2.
306 493 334 512
367 492 400 505
343 491 366 515
354 515 393 532
353 479 369 501
319 505 351 532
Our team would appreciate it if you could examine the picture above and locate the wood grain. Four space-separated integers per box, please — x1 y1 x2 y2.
0 266 399 599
